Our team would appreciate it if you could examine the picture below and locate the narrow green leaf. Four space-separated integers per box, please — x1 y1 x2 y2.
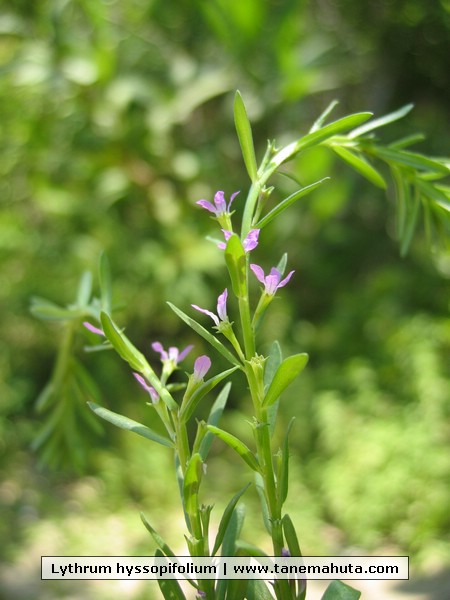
76 271 93 308
321 580 361 600
198 383 232 461
234 91 258 182
225 233 247 298
282 514 302 557
270 112 373 168
234 541 268 557
278 418 295 507
391 166 410 242
216 505 246 600
264 341 283 437
246 579 275 600
99 252 112 313
140 513 177 557
100 311 148 372
224 577 248 600
400 188 421 257
387 133 425 150
264 340 283 388
87 402 173 447
155 549 187 600
35 381 55 413
374 146 450 174
30 298 82 321
415 178 450 212
167 302 242 367
255 472 271 534
330 146 386 189
180 366 238 422
212 483 251 556
206 425 261 473
348 103 414 139
255 179 329 229
310 99 340 133
183 453 203 517
262 353 309 408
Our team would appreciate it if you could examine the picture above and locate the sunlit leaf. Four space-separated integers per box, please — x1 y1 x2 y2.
262 353 309 407
167 302 242 367
330 146 386 189
264 341 283 437
216 504 246 600
198 383 232 461
87 402 173 447
348 103 414 139
278 418 295 507
155 549 187 600
310 99 340 133
375 147 450 174
212 483 251 556
100 311 148 372
180 366 238 422
225 233 247 298
99 251 112 313
234 90 258 182
206 425 261 472
76 271 93 307
140 514 177 557
183 453 203 517
270 112 373 168
255 179 329 229
30 298 83 321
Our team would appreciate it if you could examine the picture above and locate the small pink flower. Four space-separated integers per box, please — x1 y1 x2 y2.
83 322 104 336
133 373 159 404
250 264 295 295
151 342 193 365
197 191 239 217
217 229 260 252
192 289 228 327
193 355 211 382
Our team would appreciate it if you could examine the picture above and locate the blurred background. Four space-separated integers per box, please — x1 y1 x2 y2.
1 0 449 598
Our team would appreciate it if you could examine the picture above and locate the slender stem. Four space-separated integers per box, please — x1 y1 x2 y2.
238 293 255 359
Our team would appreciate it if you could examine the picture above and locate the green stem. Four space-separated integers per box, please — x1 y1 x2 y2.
238 293 255 359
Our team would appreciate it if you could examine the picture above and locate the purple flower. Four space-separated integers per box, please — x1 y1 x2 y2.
250 264 295 295
83 322 105 336
151 342 193 365
133 373 159 404
217 229 260 252
197 190 239 217
192 289 228 327
193 355 211 381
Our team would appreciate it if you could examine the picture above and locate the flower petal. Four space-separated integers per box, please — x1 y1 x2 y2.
213 191 227 212
178 344 194 362
250 263 266 284
265 269 281 294
228 190 240 210
196 200 217 213
277 270 295 289
194 355 211 380
217 289 228 321
133 373 159 403
83 322 105 336
151 341 168 361
192 304 220 327
243 229 260 252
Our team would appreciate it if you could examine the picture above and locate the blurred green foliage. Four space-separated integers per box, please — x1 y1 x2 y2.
1 0 450 597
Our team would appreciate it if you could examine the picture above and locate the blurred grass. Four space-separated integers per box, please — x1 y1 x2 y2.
1 1 450 598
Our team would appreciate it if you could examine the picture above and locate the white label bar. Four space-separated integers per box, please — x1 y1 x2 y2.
42 555 409 580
